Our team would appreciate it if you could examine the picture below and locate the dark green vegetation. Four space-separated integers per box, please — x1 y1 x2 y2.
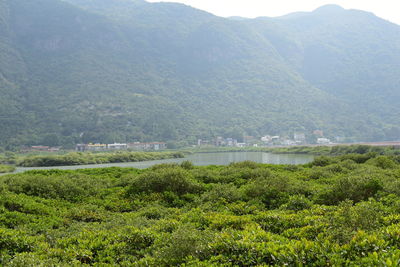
1 0 400 149
2 152 400 265
1 151 184 167
0 164 14 173
268 145 400 156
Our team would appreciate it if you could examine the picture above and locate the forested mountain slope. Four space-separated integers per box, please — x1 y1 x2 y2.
0 0 399 148
248 5 400 140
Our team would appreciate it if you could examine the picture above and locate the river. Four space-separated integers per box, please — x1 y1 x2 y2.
8 152 314 174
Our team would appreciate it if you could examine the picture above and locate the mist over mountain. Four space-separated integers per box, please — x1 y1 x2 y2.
0 0 399 148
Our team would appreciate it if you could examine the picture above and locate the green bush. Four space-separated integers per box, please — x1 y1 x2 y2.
180 160 194 170
339 152 377 164
228 161 261 169
0 165 15 173
64 204 105 223
327 200 384 243
366 156 397 169
17 151 185 167
282 195 313 211
0 229 34 255
154 226 212 265
137 204 170 220
1 172 111 201
242 175 293 208
127 167 202 196
310 156 336 167
318 174 383 205
3 253 62 267
200 183 242 204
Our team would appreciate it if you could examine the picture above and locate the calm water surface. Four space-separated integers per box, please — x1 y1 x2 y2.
13 152 314 173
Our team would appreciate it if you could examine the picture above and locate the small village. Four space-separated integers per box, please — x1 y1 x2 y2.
197 130 334 148
20 130 336 153
20 142 167 153
75 142 167 152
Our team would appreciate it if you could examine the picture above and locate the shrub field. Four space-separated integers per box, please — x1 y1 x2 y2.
0 165 15 173
15 151 185 167
1 151 400 265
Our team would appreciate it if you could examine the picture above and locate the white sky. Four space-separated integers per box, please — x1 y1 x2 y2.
146 0 400 25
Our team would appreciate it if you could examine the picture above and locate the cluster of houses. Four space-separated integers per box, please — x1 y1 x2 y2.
22 130 336 154
197 130 334 148
197 136 266 148
197 137 242 147
261 133 307 146
261 131 332 146
76 142 167 152
316 138 332 144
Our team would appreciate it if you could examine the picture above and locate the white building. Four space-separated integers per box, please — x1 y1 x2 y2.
107 143 128 150
294 133 306 142
317 138 331 144
127 142 166 150
261 135 272 142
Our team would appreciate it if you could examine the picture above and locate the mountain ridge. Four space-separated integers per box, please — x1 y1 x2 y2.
0 0 399 149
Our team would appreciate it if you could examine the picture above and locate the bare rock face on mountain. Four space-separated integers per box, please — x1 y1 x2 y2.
0 0 399 148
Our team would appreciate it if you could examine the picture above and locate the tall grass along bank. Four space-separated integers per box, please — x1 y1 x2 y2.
17 151 185 167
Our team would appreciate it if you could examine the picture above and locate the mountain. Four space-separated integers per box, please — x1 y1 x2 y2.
248 4 400 140
0 0 399 149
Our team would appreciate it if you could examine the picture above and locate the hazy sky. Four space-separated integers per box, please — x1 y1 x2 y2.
146 0 400 25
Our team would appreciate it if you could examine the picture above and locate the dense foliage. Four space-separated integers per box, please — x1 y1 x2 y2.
1 0 400 149
267 144 400 156
12 151 185 167
0 165 15 173
1 151 400 265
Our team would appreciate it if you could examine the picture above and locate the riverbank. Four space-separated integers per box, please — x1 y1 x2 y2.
3 144 399 168
0 164 15 173
9 152 314 174
185 144 400 156
267 144 400 155
16 151 185 167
